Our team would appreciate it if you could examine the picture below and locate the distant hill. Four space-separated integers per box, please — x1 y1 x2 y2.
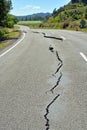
16 13 51 21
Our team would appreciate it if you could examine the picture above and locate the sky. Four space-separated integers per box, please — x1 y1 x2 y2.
10 0 70 16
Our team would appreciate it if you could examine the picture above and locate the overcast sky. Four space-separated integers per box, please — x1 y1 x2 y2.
10 0 70 16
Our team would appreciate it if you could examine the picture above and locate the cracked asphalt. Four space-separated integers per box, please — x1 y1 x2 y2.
0 26 87 130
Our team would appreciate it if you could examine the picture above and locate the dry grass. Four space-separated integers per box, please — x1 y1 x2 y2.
0 26 20 49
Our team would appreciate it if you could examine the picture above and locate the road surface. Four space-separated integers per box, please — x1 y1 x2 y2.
0 26 87 130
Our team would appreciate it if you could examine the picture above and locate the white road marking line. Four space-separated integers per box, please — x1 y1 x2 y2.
80 52 87 62
0 33 25 58
60 36 66 40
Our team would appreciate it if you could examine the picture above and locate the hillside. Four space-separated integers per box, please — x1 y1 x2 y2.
41 0 87 30
51 2 87 21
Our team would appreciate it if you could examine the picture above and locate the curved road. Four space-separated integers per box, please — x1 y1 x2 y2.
0 26 87 130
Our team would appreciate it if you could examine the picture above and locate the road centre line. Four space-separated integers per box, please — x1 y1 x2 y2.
80 52 87 62
60 36 66 40
0 33 25 58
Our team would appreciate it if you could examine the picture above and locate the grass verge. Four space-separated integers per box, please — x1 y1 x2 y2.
0 25 20 49
17 20 87 32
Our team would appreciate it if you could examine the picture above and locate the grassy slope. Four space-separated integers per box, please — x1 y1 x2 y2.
46 2 87 30
0 26 20 49
28 2 85 31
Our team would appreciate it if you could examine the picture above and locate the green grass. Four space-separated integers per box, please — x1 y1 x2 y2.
18 20 42 25
0 40 10 49
17 21 42 29
8 31 20 38
0 26 20 49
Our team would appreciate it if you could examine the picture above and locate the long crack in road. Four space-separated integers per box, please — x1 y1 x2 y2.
43 33 63 130
32 31 63 130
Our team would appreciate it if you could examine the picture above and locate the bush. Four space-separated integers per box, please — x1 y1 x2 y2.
0 28 8 41
2 14 15 28
6 21 14 28
53 23 59 29
69 22 79 29
48 17 55 23
39 23 44 28
61 21 70 28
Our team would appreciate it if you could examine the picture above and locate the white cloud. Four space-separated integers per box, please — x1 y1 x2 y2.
23 5 41 10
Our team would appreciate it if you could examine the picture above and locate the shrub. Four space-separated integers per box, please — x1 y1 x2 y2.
6 21 14 28
69 22 79 29
61 21 70 28
53 23 59 29
0 28 8 41
39 23 44 28
48 17 55 23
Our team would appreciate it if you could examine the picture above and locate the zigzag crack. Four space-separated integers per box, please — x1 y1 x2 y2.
44 50 63 130
56 51 63 64
50 72 62 94
38 32 63 130
44 94 60 130
55 64 63 74
42 32 63 41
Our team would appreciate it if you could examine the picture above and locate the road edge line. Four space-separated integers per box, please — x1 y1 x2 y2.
0 33 25 58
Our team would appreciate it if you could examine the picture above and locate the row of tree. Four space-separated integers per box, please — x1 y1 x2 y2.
18 16 44 21
71 0 87 4
0 0 18 27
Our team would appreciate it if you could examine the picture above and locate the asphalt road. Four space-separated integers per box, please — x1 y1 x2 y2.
0 26 87 130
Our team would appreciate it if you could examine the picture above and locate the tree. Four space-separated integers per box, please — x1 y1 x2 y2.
13 16 19 24
52 8 57 17
85 8 87 19
3 14 18 28
43 16 49 22
0 0 12 26
71 0 87 4
71 0 79 3
82 0 87 4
